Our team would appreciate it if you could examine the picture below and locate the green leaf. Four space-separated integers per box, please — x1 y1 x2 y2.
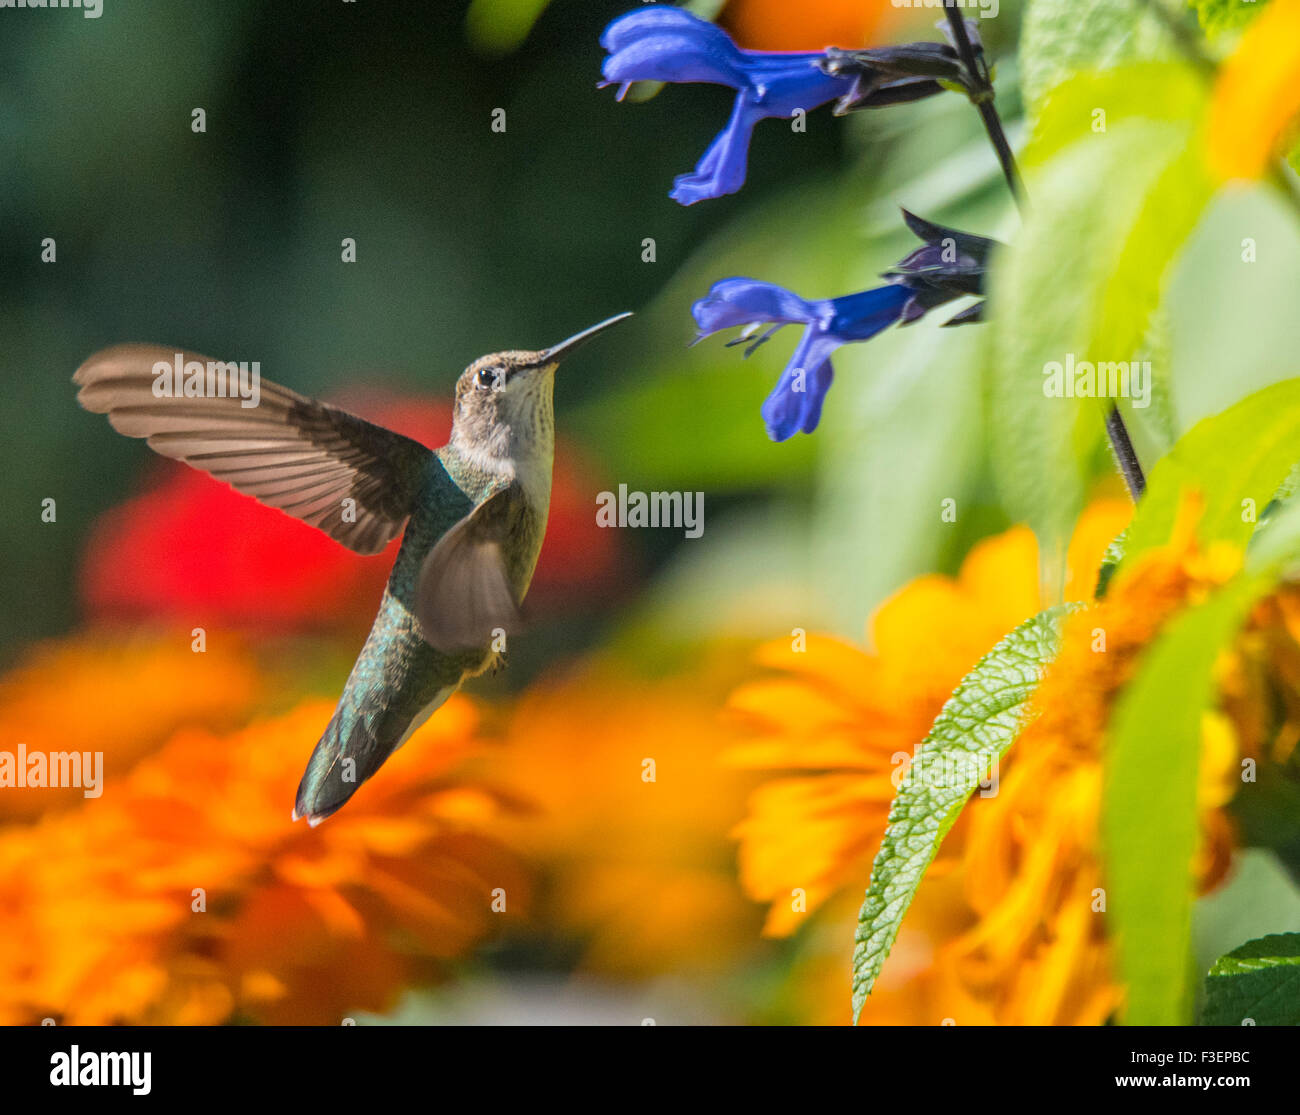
1103 574 1271 1024
851 606 1071 1019
1201 933 1300 1025
1096 527 1127 597
989 67 1210 551
1191 0 1266 37
464 0 553 54
465 0 725 56
1196 850 1300 975
1094 139 1213 379
1025 63 1206 165
1244 459 1300 574
1125 306 1179 463
1229 766 1300 885
1104 464 1300 1024
685 0 727 19
1020 0 1175 113
1122 378 1300 564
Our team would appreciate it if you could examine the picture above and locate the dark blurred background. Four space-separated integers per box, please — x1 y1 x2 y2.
0 0 858 654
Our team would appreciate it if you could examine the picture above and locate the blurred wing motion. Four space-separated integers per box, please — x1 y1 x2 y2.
415 487 524 652
74 344 432 554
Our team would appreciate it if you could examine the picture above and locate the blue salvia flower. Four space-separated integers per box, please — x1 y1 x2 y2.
692 280 911 440
692 212 997 441
598 6 853 205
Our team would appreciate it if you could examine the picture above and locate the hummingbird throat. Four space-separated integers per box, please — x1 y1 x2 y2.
450 368 555 507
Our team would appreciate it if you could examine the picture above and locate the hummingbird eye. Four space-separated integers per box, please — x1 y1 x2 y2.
475 366 502 392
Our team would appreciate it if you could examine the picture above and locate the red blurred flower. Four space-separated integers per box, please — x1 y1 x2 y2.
82 390 623 632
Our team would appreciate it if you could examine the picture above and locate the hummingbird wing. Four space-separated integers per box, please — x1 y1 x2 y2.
74 344 432 555
414 486 525 652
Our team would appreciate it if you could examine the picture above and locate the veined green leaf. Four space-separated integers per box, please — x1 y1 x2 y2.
1192 0 1267 37
1201 933 1300 1025
1103 573 1271 1025
1020 0 1176 113
1096 528 1127 597
1122 378 1300 563
851 606 1072 1020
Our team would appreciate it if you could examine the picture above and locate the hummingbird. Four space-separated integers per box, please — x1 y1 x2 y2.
73 312 632 824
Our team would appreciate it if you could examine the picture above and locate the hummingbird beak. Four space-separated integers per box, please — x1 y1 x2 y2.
530 311 634 367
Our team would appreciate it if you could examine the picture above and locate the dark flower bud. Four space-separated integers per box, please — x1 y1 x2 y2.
883 209 999 326
818 21 987 115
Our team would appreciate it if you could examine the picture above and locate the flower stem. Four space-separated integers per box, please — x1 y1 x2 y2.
1106 402 1147 498
941 0 1146 500
941 6 1023 202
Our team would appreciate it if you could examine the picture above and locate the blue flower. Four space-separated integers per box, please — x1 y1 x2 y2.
691 212 998 441
599 6 852 205
692 279 911 441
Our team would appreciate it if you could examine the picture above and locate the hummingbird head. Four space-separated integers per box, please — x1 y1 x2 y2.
448 312 632 469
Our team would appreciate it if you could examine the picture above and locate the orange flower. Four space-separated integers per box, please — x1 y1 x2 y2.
727 499 1131 938
1243 588 1300 766
764 878 986 1025
722 0 912 51
0 643 525 1024
728 495 1267 1023
1206 0 1300 180
0 631 261 822
484 656 764 980
949 502 1244 1023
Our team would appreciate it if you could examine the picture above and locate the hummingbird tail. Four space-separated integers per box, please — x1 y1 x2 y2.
292 685 457 825
292 711 368 826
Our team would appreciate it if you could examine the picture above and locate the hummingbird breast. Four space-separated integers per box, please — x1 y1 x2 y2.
295 446 552 823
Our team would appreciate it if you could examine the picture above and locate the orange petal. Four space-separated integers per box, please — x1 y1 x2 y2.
1207 0 1300 180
